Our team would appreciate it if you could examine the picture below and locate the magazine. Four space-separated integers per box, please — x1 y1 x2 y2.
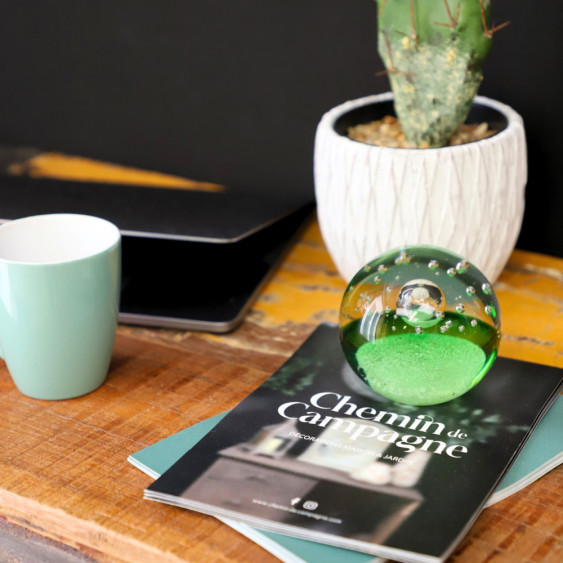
145 324 562 563
130 396 562 563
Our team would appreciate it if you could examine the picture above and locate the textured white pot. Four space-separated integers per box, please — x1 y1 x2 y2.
314 92 527 283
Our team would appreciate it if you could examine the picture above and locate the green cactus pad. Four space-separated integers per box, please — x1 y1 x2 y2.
377 0 493 147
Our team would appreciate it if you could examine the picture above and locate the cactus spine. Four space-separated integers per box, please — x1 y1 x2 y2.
376 0 503 148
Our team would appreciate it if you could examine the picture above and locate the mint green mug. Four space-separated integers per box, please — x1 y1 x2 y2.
0 214 121 400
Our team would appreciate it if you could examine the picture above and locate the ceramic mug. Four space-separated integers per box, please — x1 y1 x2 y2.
0 214 121 400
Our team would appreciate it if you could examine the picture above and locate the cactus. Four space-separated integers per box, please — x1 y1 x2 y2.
376 0 507 147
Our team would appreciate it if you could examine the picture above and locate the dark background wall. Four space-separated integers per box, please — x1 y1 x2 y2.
0 0 561 257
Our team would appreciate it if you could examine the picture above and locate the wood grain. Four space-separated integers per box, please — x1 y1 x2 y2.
0 156 561 562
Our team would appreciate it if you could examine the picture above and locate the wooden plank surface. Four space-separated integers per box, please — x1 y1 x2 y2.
0 156 562 562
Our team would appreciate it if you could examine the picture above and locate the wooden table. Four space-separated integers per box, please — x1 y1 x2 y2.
0 155 562 562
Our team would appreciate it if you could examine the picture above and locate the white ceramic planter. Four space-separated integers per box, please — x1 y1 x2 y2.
314 92 527 282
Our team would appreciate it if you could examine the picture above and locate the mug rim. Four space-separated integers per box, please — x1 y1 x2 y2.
0 213 121 266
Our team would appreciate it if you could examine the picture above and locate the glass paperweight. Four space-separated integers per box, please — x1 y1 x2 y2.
339 246 501 406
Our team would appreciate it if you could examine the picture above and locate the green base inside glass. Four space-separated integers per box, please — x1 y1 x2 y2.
341 313 499 405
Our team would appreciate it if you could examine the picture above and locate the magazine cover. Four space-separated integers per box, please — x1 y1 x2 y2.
146 324 562 563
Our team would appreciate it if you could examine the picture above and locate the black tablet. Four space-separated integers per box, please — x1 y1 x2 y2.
0 175 313 332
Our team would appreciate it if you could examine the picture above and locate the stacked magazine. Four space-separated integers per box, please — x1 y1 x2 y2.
131 325 562 563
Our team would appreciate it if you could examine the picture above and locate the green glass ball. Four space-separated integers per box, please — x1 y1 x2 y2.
339 246 501 406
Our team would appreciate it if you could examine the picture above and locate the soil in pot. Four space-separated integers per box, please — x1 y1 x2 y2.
347 115 497 148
